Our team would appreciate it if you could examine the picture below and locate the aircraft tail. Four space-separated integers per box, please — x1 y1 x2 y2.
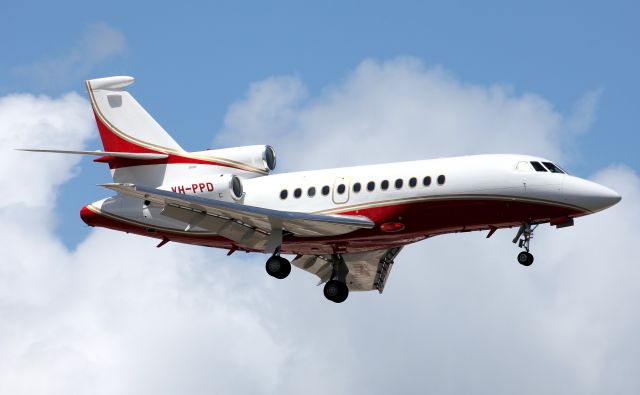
19 76 274 188
86 76 183 155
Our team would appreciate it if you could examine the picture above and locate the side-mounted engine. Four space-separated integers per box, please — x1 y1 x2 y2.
159 173 244 202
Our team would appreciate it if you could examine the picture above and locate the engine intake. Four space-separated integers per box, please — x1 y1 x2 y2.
194 145 276 174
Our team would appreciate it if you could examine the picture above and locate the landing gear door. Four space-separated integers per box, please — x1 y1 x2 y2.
332 176 350 204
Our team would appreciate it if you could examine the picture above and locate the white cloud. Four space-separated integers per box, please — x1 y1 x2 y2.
1 58 639 394
216 58 598 171
15 23 126 89
0 92 94 208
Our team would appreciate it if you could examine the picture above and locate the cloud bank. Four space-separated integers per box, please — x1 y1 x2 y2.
1 59 638 394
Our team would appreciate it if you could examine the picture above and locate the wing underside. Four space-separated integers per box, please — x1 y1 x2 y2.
101 183 374 250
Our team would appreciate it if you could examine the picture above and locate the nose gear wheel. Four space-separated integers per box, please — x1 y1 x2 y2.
513 223 537 266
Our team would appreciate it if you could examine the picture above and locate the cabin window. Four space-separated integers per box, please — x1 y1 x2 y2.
353 182 361 193
437 175 446 185
395 178 403 189
409 177 417 187
308 187 316 197
322 185 330 196
542 162 565 174
423 176 432 186
530 161 547 172
280 189 288 199
337 184 346 194
294 188 302 198
381 180 389 190
367 181 375 191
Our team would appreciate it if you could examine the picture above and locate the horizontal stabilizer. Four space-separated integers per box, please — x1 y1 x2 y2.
16 149 168 160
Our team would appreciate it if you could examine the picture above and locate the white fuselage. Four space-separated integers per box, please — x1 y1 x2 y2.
85 154 620 255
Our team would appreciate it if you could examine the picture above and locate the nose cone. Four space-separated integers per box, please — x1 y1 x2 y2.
563 176 622 212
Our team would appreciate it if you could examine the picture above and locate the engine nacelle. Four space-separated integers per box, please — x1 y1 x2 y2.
160 174 244 202
193 145 276 174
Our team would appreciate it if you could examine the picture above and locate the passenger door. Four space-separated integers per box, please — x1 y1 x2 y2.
332 176 351 204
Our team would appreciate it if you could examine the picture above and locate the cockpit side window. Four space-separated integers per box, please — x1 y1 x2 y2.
542 162 565 174
516 161 534 171
530 161 547 172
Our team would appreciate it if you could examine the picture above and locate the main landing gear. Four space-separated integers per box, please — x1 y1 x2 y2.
323 254 349 304
264 251 350 303
513 223 537 266
265 250 291 279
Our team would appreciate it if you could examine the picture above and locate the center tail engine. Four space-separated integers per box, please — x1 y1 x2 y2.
202 145 276 173
190 145 276 175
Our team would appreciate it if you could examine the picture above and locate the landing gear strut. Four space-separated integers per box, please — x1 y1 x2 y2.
265 248 291 279
323 254 349 303
513 223 536 266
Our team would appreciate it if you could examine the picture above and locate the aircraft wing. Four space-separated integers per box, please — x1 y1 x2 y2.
101 183 374 246
292 247 403 293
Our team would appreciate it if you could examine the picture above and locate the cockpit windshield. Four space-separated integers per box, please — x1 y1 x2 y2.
528 161 568 174
530 161 547 172
542 162 565 174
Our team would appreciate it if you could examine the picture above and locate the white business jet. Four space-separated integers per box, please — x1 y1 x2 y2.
20 76 621 303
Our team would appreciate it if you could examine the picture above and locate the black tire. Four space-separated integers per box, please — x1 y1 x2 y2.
323 280 349 303
517 251 534 266
266 256 291 279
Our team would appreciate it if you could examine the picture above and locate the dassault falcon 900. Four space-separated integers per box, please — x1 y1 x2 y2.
20 76 622 303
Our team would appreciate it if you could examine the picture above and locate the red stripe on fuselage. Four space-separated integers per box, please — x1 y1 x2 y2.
81 198 588 255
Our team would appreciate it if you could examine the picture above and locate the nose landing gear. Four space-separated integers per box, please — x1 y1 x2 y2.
517 251 534 266
513 223 537 266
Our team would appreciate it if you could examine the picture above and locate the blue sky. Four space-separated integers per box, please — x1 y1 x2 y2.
2 2 640 393
1 1 638 246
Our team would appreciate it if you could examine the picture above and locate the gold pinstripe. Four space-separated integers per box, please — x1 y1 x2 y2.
312 193 591 215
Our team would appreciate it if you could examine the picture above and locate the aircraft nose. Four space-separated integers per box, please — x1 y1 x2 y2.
563 176 622 212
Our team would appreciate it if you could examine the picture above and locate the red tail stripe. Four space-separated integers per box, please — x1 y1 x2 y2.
94 112 161 154
93 111 248 171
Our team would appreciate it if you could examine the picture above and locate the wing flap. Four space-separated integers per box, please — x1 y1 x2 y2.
161 205 269 249
292 247 403 293
101 183 374 238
